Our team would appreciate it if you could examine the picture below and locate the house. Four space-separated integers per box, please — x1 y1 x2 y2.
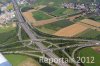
17 0 27 5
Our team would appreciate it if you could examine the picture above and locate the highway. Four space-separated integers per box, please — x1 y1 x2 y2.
52 42 100 50
12 0 70 66
71 42 100 59
11 0 100 66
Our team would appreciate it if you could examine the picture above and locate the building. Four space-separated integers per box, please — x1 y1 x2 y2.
0 11 15 24
0 53 12 66
17 0 27 5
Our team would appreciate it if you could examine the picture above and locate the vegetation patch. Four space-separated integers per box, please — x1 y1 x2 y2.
50 8 78 17
79 48 100 66
38 19 73 33
5 54 30 66
89 16 100 22
21 6 33 12
40 6 57 13
51 8 66 16
32 11 52 21
77 29 100 40
0 27 16 44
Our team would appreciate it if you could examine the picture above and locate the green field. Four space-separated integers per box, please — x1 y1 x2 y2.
89 16 100 22
33 0 97 6
0 27 16 44
5 54 28 66
34 0 64 6
0 26 41 66
51 8 66 16
77 29 100 66
32 11 52 21
40 6 57 13
37 27 56 34
50 8 78 17
37 19 73 34
77 29 100 40
79 48 100 66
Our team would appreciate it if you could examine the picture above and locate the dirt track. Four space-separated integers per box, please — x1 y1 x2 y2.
34 14 82 26
34 17 62 26
67 14 81 21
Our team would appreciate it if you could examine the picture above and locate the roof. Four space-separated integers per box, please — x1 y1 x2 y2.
0 53 12 66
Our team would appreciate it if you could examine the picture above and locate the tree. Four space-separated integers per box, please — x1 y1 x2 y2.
7 4 13 11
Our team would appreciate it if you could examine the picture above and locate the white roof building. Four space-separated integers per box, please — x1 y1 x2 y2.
0 53 12 66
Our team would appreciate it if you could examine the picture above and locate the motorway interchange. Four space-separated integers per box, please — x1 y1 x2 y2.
0 0 100 66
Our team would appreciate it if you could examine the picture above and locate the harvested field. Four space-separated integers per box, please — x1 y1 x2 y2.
23 11 36 23
18 58 40 66
38 19 73 31
54 19 100 37
80 19 100 27
67 14 81 21
92 47 100 52
54 22 89 37
34 17 61 26
22 5 46 22
32 11 52 21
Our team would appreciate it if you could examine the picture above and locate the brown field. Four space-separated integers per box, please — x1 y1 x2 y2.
81 19 100 27
23 11 36 23
34 14 82 26
34 17 61 26
92 47 100 52
54 19 100 37
67 14 81 21
18 58 40 66
22 5 46 23
54 22 89 37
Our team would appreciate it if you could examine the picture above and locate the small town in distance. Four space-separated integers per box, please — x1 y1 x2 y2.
0 0 100 66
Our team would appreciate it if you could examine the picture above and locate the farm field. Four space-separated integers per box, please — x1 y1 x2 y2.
51 8 66 17
77 29 100 40
40 6 57 13
5 54 41 66
79 48 100 66
50 8 78 17
5 54 28 66
33 0 96 6
37 19 73 34
40 6 79 17
0 27 16 44
34 0 65 6
80 19 100 28
54 19 100 37
32 11 52 21
37 27 56 34
23 11 36 23
54 22 89 37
